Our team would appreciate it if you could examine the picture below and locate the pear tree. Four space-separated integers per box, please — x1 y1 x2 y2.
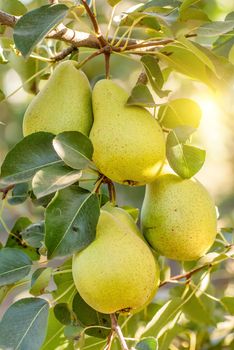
0 1 234 350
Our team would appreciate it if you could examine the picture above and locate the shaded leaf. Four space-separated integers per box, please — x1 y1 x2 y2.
45 186 100 258
54 303 74 325
136 337 158 350
0 248 32 286
64 325 84 340
30 267 52 296
53 259 74 303
127 84 155 107
72 292 111 338
158 98 202 129
166 126 206 178
41 309 73 350
8 182 29 205
120 12 161 31
53 131 94 170
13 4 68 57
0 132 62 185
0 298 49 350
21 221 45 248
6 217 39 261
141 55 169 97
32 164 82 199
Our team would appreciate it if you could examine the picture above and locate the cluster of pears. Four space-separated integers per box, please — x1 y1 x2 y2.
23 60 217 314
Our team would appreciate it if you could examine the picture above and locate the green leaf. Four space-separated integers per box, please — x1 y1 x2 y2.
136 337 158 350
6 217 40 261
41 309 73 350
121 206 139 222
13 4 68 57
30 267 52 296
158 44 212 86
198 21 234 37
0 0 27 15
166 126 206 179
127 84 155 107
182 288 214 325
8 182 29 205
179 0 201 12
141 55 169 98
32 164 82 199
21 221 45 248
0 248 32 286
140 298 182 338
54 303 74 325
107 0 122 6
53 131 94 170
0 132 62 185
222 296 234 315
0 298 49 350
141 0 180 9
64 325 84 340
158 98 202 129
45 186 100 258
120 12 161 31
53 259 74 303
72 292 111 338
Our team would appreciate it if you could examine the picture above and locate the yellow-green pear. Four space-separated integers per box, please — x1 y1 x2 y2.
141 174 217 261
72 207 160 314
23 60 93 136
90 80 165 186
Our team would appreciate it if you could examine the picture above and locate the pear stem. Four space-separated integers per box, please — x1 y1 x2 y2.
110 313 129 350
107 181 116 206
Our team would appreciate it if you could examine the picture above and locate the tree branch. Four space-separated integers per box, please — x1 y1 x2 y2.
81 0 107 47
0 10 18 27
110 313 129 350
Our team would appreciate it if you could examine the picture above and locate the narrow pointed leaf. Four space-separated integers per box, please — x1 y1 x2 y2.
0 248 32 286
45 186 100 258
30 267 52 296
0 298 49 350
13 4 68 57
0 132 62 185
32 164 82 198
53 131 94 170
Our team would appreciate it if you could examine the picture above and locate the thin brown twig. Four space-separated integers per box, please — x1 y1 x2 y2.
110 314 129 350
77 47 105 68
0 185 14 199
104 331 115 350
52 45 78 61
81 0 107 47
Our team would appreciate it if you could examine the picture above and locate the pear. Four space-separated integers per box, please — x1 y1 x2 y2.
90 80 165 186
141 174 217 261
72 207 160 314
23 60 93 136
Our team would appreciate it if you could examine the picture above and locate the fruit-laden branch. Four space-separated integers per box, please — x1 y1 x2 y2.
159 244 234 287
0 9 193 52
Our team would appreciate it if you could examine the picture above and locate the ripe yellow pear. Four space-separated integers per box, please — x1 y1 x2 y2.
90 80 165 186
141 174 217 261
72 207 160 314
23 60 93 136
